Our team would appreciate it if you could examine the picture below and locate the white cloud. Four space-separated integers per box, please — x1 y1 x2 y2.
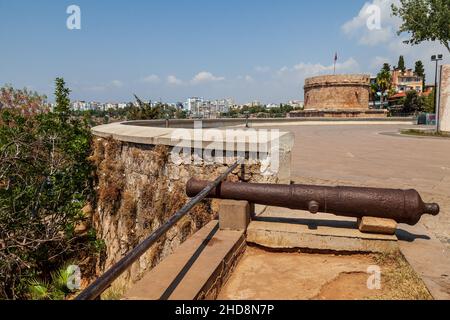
279 57 360 77
141 74 160 83
342 0 449 82
255 66 271 73
342 0 401 46
111 80 123 87
370 56 392 70
191 71 225 85
238 75 255 82
244 75 254 82
167 75 183 86
84 80 124 92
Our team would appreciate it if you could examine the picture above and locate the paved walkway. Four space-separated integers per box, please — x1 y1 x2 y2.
260 122 450 299
261 123 450 249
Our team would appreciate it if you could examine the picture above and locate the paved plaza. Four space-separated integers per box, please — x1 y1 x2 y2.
263 123 450 249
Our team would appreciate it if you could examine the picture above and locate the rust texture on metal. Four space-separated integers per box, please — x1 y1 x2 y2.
186 180 440 225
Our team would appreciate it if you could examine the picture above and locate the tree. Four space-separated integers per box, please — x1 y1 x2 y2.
376 65 392 108
370 83 379 108
382 63 391 73
54 78 71 117
0 80 98 299
392 0 450 53
424 88 436 113
398 55 406 72
402 90 426 114
414 60 426 91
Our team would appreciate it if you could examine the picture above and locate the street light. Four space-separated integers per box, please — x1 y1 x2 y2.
431 54 443 132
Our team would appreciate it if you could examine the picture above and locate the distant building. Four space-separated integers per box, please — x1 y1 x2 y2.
391 68 423 93
186 97 203 114
288 100 304 109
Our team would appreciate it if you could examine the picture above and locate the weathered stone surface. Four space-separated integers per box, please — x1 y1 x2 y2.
90 135 285 294
357 217 397 235
218 200 252 231
122 221 246 300
439 64 450 133
246 220 398 253
397 223 450 300
289 109 388 118
304 74 370 110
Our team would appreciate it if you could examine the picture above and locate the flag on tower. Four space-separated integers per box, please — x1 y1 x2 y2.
333 52 338 74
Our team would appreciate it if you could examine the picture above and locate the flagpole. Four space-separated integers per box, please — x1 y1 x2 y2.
333 52 337 75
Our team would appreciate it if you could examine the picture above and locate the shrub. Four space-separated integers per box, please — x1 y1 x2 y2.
0 80 97 299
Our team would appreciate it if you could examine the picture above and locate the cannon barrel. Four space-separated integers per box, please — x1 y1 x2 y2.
186 179 439 225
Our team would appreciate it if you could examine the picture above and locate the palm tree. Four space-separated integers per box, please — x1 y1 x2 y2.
376 67 392 108
370 83 379 108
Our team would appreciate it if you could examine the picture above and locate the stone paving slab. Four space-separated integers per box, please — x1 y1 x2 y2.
247 220 398 253
397 223 450 300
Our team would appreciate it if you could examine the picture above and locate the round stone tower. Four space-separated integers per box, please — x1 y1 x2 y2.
304 74 370 110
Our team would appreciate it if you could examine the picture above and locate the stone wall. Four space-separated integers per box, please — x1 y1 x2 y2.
304 74 370 110
439 64 450 133
289 109 387 118
90 132 290 296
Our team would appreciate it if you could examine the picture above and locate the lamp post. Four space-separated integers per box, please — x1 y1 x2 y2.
431 54 443 132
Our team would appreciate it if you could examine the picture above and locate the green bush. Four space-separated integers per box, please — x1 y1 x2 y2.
0 79 97 299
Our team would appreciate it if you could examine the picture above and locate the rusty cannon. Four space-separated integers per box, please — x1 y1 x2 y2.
186 179 439 225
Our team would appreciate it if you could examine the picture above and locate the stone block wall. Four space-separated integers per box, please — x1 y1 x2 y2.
90 135 289 296
304 74 370 110
439 64 450 133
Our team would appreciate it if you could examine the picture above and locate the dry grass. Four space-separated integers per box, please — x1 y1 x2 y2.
373 251 433 300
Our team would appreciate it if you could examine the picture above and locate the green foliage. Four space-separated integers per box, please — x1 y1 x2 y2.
401 90 426 113
54 78 71 116
424 88 436 113
392 0 450 53
237 104 295 117
28 263 77 300
175 109 188 119
398 55 406 72
377 64 393 106
0 80 95 299
414 60 426 90
382 63 391 73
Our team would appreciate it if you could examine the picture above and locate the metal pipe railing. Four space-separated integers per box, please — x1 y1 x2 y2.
75 161 240 300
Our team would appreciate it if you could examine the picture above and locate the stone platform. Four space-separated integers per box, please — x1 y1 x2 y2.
249 207 398 253
247 219 398 253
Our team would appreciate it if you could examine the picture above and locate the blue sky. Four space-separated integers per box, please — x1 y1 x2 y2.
0 0 448 103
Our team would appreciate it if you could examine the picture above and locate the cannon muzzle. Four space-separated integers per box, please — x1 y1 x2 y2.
186 179 439 225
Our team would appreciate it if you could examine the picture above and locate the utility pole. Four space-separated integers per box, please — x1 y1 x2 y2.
431 54 443 132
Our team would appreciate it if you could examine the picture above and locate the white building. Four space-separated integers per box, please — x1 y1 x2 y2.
186 97 204 113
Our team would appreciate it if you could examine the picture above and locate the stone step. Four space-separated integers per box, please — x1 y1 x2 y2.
247 219 398 253
122 221 245 300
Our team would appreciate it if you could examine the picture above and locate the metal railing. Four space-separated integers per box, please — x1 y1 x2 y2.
75 161 240 300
